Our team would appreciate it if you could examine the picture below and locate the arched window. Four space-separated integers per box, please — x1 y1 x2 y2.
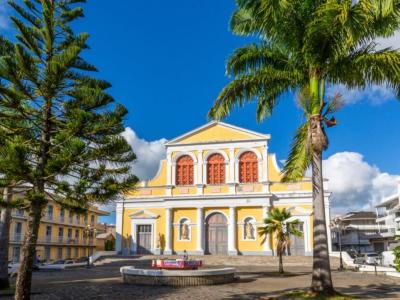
179 218 191 240
207 153 225 184
176 155 194 185
239 151 258 183
243 217 256 240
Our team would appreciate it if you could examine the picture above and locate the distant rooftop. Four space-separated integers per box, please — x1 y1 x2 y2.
339 211 376 220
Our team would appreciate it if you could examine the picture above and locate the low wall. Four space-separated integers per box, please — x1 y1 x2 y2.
120 266 236 286
90 251 117 264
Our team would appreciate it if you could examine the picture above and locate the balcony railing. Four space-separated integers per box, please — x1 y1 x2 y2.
345 224 380 230
10 234 96 246
10 233 24 242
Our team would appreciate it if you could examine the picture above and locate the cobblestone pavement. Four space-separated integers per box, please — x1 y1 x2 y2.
6 256 400 300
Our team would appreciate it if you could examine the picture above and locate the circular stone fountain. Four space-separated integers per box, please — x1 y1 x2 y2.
120 259 236 286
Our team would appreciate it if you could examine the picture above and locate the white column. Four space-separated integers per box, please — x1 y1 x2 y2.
166 152 173 196
228 207 238 255
196 207 204 254
166 152 172 185
116 203 123 254
228 148 236 193
261 147 269 193
196 151 204 195
165 208 173 255
262 206 272 255
325 197 332 254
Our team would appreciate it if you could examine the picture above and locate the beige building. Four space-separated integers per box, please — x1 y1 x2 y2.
9 198 108 262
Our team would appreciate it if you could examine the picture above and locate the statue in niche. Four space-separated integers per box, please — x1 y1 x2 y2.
244 220 255 240
181 222 190 240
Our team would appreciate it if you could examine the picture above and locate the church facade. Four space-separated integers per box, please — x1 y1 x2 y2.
116 121 332 256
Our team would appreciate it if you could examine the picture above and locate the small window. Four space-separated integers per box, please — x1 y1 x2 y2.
179 218 191 241
47 205 53 220
45 247 51 261
176 155 194 186
12 247 20 263
57 247 63 259
207 153 225 184
243 217 256 240
239 151 258 183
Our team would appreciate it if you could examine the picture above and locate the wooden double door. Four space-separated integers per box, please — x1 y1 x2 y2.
205 213 228 255
288 222 305 256
136 225 152 254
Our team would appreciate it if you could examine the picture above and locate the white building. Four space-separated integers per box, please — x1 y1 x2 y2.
372 181 400 251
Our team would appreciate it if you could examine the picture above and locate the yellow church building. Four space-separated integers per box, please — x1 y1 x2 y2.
116 121 332 256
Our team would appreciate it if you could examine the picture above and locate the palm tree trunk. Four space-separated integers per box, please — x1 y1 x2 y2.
278 250 284 274
310 149 334 295
0 187 12 290
14 200 44 300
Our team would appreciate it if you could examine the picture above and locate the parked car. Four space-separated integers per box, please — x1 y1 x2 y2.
364 253 381 265
75 257 89 263
64 260 75 264
52 260 65 265
8 262 19 277
353 254 365 265
353 253 381 265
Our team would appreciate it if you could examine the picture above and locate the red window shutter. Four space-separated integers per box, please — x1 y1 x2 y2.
176 155 194 185
239 151 258 183
207 153 225 184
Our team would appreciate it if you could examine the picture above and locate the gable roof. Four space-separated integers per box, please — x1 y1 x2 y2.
165 121 270 146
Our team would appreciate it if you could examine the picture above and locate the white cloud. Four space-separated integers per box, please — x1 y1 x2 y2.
326 30 400 106
98 128 167 213
323 152 400 216
121 127 167 180
376 30 400 50
0 1 9 29
327 83 396 106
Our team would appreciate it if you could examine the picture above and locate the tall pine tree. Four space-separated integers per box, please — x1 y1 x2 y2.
0 35 16 291
0 1 138 298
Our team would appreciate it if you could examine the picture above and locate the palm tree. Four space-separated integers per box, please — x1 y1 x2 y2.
258 207 302 275
209 0 400 295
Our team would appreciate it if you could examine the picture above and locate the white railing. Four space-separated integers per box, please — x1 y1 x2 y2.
345 224 380 230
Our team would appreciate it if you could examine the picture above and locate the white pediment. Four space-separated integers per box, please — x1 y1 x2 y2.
129 210 159 219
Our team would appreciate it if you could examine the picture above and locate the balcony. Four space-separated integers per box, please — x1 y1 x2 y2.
345 224 380 231
10 234 96 246
10 233 24 242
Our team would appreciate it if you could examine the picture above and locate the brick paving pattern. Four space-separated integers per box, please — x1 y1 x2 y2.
6 255 400 299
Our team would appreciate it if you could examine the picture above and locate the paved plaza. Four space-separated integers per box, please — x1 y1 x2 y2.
6 256 400 299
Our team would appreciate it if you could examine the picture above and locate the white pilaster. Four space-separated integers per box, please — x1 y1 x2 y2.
228 148 236 193
325 197 332 253
229 148 235 183
116 203 123 254
166 152 172 185
262 206 272 255
196 207 204 254
165 207 173 255
228 206 238 255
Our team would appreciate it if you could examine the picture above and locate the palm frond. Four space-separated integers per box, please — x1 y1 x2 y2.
282 122 312 182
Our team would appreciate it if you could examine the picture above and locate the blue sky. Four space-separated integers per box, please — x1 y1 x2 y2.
1 1 399 222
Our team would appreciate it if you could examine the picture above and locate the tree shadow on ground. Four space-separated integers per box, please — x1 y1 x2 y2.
222 282 400 300
237 270 310 279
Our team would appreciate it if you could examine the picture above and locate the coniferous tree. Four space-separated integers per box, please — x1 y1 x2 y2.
0 35 16 290
0 1 138 298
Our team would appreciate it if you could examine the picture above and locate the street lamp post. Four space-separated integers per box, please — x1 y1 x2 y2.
84 224 96 268
333 217 344 271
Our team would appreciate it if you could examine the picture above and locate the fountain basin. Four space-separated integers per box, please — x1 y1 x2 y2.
151 259 202 270
120 266 236 286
